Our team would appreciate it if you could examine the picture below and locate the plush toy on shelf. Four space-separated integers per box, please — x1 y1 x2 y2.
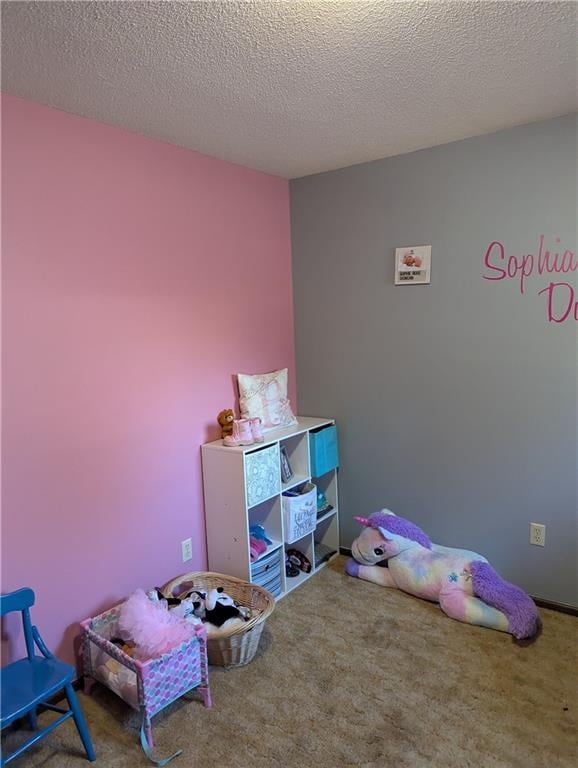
217 409 235 438
346 510 540 640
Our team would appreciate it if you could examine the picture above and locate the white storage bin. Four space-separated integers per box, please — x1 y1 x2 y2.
282 482 317 544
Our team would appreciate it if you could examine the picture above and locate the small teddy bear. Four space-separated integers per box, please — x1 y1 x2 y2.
217 409 235 438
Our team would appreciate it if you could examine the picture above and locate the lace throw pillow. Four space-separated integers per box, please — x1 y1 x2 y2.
237 369 297 432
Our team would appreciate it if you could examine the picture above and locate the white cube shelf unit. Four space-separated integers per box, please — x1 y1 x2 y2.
201 417 340 599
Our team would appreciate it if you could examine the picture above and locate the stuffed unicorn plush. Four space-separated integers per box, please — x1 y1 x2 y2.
346 510 540 640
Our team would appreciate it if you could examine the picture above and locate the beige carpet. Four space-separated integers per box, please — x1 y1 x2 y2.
3 556 577 767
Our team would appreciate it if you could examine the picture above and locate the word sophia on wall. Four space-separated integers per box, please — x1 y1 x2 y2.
482 235 577 324
394 245 431 285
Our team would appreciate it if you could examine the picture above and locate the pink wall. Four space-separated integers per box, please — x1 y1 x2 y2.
1 94 295 665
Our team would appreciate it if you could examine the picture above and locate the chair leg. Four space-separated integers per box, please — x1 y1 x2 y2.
29 707 38 730
65 684 96 762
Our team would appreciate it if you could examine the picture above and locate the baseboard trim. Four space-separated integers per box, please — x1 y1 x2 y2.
339 548 577 616
531 597 578 616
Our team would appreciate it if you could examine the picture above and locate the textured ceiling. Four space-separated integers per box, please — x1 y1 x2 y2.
2 1 577 178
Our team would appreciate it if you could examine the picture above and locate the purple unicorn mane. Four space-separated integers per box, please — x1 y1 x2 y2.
369 511 432 549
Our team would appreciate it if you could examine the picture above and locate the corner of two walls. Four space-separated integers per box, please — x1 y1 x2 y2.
1 94 295 665
290 114 578 607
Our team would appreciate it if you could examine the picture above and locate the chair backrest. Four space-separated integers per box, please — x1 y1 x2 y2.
0 587 36 660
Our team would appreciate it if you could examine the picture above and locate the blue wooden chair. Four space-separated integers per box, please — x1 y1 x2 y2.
1 588 96 765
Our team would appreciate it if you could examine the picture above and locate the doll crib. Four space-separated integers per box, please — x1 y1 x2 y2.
81 603 211 762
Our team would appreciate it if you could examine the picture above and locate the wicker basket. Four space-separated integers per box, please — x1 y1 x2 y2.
160 571 275 668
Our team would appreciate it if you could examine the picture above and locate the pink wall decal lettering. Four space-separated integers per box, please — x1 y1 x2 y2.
482 236 577 322
537 282 578 323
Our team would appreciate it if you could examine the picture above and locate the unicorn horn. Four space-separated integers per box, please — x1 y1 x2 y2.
354 516 370 526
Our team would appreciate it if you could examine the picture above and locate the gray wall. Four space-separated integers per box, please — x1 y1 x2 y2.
291 115 577 606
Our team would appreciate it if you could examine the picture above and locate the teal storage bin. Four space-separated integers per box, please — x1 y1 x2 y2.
309 424 339 478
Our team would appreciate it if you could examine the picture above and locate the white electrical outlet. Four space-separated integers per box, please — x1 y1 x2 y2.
529 523 546 547
181 538 193 562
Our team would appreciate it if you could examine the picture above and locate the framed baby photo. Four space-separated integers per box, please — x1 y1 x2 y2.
394 245 432 285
